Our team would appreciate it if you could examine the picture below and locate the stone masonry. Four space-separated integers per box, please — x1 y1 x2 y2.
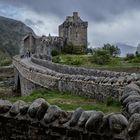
13 55 140 101
0 82 140 139
59 12 88 52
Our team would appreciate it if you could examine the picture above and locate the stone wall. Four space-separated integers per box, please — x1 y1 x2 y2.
13 56 140 100
0 82 140 139
32 55 129 78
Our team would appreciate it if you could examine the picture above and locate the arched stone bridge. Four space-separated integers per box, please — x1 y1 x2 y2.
13 55 140 101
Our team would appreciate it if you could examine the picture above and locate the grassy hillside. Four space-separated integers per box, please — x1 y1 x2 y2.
6 90 121 113
0 16 35 66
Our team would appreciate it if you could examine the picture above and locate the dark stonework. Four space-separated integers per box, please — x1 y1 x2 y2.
0 82 140 139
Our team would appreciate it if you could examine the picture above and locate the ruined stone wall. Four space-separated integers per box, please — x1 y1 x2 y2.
0 82 140 139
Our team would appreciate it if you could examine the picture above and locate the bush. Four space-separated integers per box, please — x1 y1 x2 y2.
52 56 61 63
92 49 111 65
103 44 120 57
62 42 86 54
129 57 140 63
125 53 135 61
0 58 12 66
64 56 83 66
51 49 60 56
106 96 121 107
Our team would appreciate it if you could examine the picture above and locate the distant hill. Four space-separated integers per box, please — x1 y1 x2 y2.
115 43 137 57
0 16 35 57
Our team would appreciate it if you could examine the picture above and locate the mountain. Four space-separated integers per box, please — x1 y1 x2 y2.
0 16 35 57
115 43 137 57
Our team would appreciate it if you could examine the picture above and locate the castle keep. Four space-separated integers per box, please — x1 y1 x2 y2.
59 12 88 53
21 12 88 58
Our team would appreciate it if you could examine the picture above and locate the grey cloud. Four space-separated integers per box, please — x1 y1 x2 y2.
1 0 140 23
25 19 44 26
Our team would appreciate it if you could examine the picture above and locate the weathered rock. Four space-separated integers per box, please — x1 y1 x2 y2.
124 83 140 94
128 113 140 136
28 98 49 118
120 91 139 104
128 102 140 115
68 107 84 127
36 102 49 120
109 114 128 133
0 100 12 114
122 95 140 107
20 104 29 115
126 75 134 83
78 111 93 127
117 76 125 85
59 111 72 124
43 105 62 124
85 111 104 132
10 100 26 116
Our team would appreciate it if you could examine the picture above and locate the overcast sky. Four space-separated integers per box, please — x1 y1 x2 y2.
0 0 140 47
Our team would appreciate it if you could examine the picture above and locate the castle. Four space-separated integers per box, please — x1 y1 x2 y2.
59 12 88 51
21 12 88 59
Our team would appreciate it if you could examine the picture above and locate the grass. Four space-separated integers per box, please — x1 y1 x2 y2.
53 54 140 73
6 90 121 113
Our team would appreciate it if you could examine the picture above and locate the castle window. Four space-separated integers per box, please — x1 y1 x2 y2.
76 32 78 38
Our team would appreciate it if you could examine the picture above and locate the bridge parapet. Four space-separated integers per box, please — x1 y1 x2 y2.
13 55 140 101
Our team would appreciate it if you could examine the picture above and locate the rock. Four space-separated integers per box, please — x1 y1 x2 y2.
85 111 104 132
28 98 49 118
10 100 26 116
78 111 93 127
124 83 140 94
20 104 29 115
59 111 72 124
43 105 62 124
122 95 140 107
117 77 125 85
128 113 140 136
128 102 140 115
109 114 128 133
68 107 84 127
37 102 49 120
120 91 139 104
100 113 114 134
126 76 134 83
0 100 12 114
108 77 117 84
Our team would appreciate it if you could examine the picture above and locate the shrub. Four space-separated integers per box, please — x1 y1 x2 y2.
64 56 83 66
92 49 111 65
0 58 12 66
125 53 135 61
129 57 140 63
52 56 61 63
106 96 121 107
51 49 60 56
103 44 120 57
62 42 86 54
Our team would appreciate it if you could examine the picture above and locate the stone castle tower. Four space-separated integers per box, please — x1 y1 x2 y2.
59 12 88 53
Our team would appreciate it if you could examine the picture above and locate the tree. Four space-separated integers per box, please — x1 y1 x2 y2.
92 48 111 65
103 44 120 57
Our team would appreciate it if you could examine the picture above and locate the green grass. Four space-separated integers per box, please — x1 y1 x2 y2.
53 54 140 73
6 90 121 113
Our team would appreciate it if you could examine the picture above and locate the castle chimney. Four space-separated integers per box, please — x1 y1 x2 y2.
73 12 78 17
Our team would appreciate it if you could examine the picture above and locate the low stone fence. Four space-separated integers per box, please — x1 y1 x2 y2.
0 82 140 139
31 55 128 78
